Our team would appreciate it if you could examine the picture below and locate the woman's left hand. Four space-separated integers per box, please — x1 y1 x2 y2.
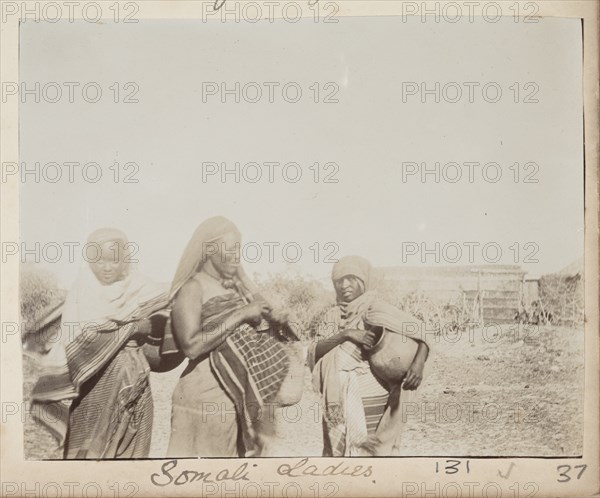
402 359 425 390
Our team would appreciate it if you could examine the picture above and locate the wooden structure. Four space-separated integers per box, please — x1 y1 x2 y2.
378 265 529 324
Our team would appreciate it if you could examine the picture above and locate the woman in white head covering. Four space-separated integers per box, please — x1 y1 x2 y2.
31 228 169 459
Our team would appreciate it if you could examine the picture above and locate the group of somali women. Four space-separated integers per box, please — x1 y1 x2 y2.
31 216 430 459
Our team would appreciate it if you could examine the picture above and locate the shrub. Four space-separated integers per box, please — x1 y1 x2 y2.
373 279 472 332
20 264 66 338
538 273 584 326
255 272 334 340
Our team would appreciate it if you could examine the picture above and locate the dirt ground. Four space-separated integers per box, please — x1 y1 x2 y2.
23 324 584 459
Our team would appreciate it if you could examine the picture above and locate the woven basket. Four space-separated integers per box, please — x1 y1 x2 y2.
273 342 306 406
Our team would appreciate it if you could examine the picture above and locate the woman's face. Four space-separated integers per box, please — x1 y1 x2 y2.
210 231 241 278
334 275 364 303
89 241 127 285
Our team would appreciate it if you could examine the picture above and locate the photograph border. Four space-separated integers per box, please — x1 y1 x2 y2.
1 1 598 497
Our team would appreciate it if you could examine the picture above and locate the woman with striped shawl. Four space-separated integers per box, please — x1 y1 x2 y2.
166 216 292 457
31 228 169 459
308 256 431 456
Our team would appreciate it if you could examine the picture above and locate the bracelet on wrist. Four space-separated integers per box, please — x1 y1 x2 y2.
145 334 163 347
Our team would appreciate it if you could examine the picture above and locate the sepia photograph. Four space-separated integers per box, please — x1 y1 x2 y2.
1 1 598 497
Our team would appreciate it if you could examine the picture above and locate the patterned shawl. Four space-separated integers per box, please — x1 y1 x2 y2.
201 293 289 456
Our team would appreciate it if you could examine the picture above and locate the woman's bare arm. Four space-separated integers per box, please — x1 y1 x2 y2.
414 341 429 363
171 278 272 360
403 342 429 390
312 328 379 363
313 331 348 363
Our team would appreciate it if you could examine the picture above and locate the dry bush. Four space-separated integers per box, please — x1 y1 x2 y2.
255 273 334 340
372 278 472 332
20 264 66 339
538 273 583 327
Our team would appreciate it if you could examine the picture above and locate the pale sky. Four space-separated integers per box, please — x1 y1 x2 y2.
19 16 584 288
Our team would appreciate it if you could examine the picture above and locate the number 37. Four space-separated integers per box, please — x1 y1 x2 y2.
557 464 587 483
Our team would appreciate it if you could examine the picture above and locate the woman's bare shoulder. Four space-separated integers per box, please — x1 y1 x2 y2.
188 272 229 303
175 275 204 304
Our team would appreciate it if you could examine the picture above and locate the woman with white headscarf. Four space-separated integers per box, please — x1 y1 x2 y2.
31 228 169 459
